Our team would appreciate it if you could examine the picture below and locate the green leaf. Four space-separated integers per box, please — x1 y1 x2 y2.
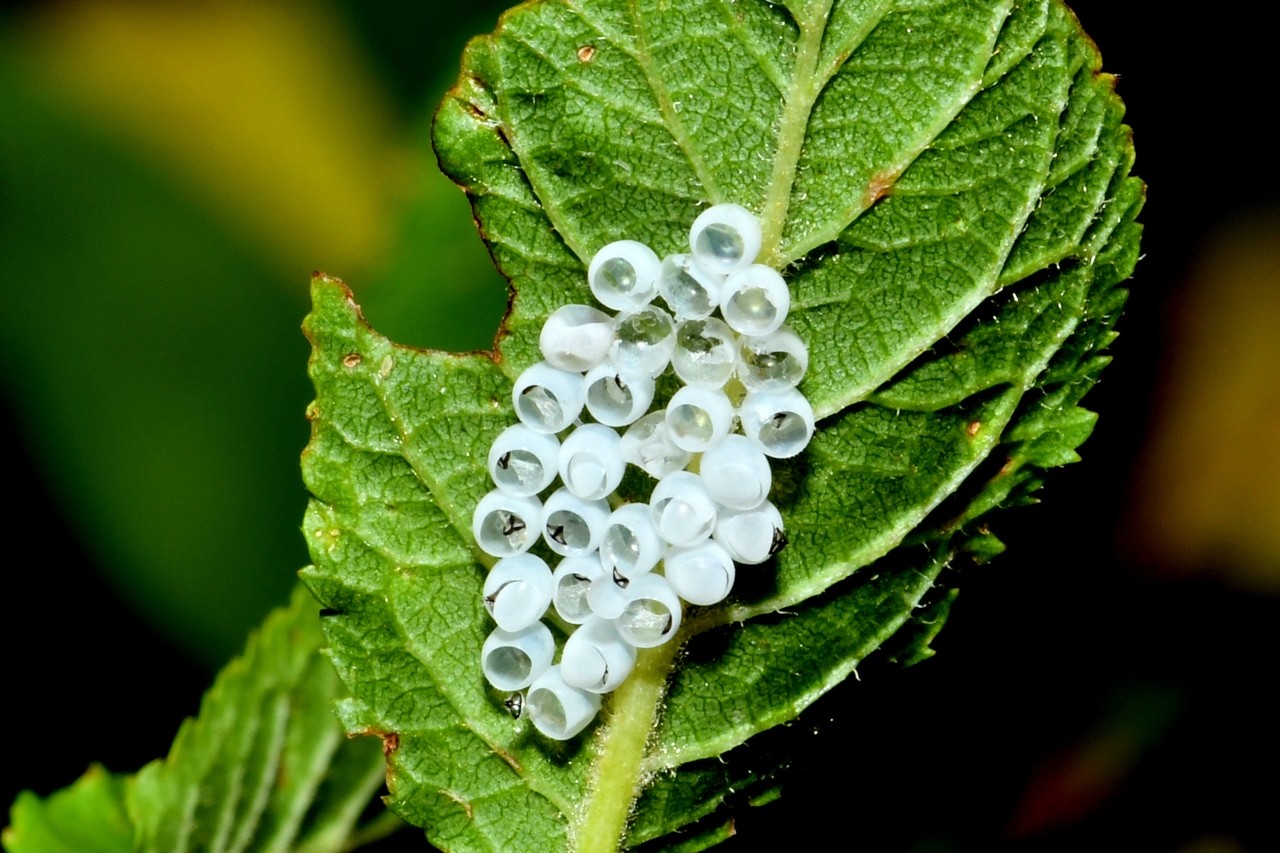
3 767 133 853
126 586 389 853
6 587 391 853
302 0 1142 850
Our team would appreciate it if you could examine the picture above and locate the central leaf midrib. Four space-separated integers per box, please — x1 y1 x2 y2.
758 0 835 265
572 641 682 853
568 7 839 844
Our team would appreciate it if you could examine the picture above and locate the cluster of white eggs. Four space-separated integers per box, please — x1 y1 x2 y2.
471 204 814 740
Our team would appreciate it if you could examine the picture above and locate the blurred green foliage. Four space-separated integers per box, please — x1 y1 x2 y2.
0 0 509 663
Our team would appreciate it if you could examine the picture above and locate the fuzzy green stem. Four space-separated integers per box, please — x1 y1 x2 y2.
573 639 682 853
758 1 834 266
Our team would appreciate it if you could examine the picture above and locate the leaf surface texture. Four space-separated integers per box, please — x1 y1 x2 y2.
302 0 1142 849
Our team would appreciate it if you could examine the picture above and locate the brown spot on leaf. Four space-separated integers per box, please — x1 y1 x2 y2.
342 352 362 368
577 44 596 62
352 727 401 757
967 420 982 437
863 168 900 208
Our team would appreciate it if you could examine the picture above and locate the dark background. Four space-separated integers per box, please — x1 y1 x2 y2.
3 2 1276 850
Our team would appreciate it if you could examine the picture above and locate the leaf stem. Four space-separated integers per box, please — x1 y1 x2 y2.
759 1 834 266
573 638 682 853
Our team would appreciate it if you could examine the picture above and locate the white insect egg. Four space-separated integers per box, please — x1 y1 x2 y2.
560 616 637 694
479 201 809 735
483 554 554 632
557 424 624 501
481 622 555 692
672 317 738 388
688 203 762 275
739 387 816 459
620 412 692 479
551 555 606 625
720 264 790 338
714 500 786 565
539 304 614 372
472 490 543 557
699 434 772 510
664 541 737 606
599 503 665 579
583 362 655 427
615 573 683 648
736 326 809 392
664 385 734 453
588 239 660 311
610 303 676 377
649 471 717 546
541 488 610 557
525 665 603 741
487 424 560 497
511 362 585 434
658 252 724 319
586 571 629 620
